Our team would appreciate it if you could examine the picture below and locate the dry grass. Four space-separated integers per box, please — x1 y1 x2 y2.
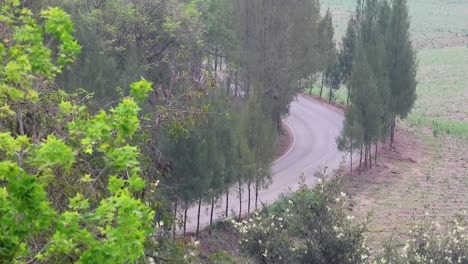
343 123 468 249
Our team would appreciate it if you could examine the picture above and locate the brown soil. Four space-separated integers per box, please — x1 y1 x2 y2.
343 123 468 249
197 222 242 263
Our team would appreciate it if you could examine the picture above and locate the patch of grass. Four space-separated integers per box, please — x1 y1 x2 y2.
408 115 468 139
411 47 468 122
208 251 238 264
303 85 348 106
328 0 468 48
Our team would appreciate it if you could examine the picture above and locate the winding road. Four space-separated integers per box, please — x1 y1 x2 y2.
184 94 346 231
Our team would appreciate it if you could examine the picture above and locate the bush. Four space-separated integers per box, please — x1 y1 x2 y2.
234 172 370 264
376 211 468 264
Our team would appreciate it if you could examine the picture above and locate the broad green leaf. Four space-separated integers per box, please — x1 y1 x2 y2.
130 78 153 102
128 174 145 191
30 134 75 170
108 176 125 193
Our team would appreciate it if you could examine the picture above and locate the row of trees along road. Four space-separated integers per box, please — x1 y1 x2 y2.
0 0 416 261
337 0 417 173
10 0 337 248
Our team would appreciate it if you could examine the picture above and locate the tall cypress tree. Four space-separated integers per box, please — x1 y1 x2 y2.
388 0 417 147
318 9 337 99
338 17 357 106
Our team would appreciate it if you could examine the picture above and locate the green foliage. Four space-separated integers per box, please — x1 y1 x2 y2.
130 78 153 102
338 0 418 162
30 135 75 170
208 251 238 264
375 211 468 264
235 172 370 264
0 3 156 262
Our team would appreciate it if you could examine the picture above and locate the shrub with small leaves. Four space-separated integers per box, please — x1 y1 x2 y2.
375 211 468 264
235 171 370 264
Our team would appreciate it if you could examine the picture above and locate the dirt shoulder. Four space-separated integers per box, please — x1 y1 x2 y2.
343 123 468 249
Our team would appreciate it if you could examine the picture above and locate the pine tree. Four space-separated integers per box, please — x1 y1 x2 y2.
388 0 418 147
318 9 337 99
338 17 357 106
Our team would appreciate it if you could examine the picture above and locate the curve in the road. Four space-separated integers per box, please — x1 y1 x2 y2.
183 94 347 231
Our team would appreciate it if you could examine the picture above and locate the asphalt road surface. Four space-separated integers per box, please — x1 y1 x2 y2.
183 94 346 232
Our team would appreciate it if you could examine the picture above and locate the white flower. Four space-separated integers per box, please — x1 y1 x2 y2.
346 215 355 221
340 192 346 197
361 254 368 260
317 179 323 184
258 240 262 244
335 198 340 203
288 200 294 205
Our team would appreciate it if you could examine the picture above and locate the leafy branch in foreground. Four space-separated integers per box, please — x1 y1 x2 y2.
0 2 156 263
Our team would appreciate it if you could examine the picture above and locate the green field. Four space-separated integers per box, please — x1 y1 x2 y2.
328 0 468 48
327 0 468 139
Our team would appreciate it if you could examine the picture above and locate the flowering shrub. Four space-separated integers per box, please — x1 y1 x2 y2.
235 172 370 264
375 211 468 264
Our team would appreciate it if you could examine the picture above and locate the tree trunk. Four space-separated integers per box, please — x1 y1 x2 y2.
214 48 218 73
226 65 232 96
234 71 239 97
375 142 378 165
329 86 333 103
245 75 251 98
255 175 259 210
350 137 353 175
173 197 178 240
319 72 325 98
390 116 396 148
183 207 188 237
238 180 242 220
225 190 229 218
359 143 363 173
346 86 350 106
196 197 202 240
368 145 372 169
364 145 368 169
247 178 251 216
17 105 25 136
209 195 215 235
